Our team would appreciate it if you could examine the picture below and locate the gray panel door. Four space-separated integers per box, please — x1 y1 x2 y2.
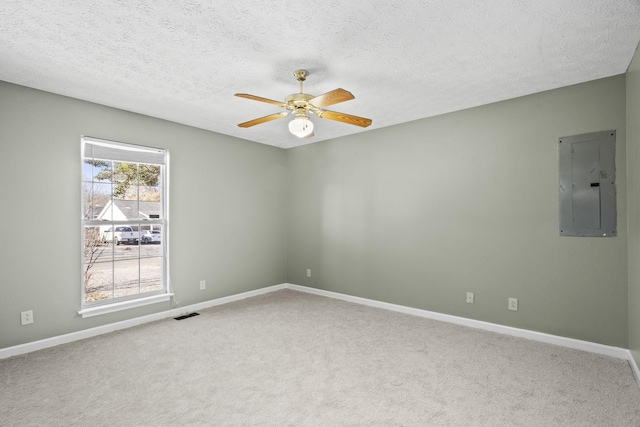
571 140 601 230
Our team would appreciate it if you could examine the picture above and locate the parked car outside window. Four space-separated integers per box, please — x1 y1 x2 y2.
141 230 162 244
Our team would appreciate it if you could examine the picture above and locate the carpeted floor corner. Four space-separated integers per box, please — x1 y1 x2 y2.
1 289 639 426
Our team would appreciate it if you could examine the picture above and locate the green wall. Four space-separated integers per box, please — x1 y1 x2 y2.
287 76 628 347
628 46 640 368
1 71 634 351
0 81 287 349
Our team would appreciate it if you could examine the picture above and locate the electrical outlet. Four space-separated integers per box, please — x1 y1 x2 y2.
306 268 311 278
508 298 518 311
466 292 474 303
21 310 33 326
199 280 206 290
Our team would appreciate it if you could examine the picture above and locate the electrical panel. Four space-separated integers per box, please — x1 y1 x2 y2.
558 130 616 237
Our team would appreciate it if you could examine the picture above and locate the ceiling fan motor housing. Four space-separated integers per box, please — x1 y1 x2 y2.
285 93 315 115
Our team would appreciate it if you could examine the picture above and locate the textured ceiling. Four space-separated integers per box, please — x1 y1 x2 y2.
1 1 639 149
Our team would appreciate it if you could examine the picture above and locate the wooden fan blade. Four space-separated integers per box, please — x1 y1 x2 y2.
235 93 286 108
238 112 288 128
308 88 354 108
316 110 372 127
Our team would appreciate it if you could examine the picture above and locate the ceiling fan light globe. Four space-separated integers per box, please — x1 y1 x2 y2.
288 116 314 138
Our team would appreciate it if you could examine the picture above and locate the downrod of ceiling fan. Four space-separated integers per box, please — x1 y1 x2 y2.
293 69 309 94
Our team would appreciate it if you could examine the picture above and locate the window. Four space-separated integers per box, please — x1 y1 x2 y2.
80 136 169 316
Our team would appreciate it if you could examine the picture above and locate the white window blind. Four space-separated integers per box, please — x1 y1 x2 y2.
83 136 166 165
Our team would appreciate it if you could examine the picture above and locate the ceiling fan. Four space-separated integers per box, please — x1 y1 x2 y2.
235 69 372 138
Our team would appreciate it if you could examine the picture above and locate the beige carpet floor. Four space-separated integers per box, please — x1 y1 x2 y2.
1 289 639 426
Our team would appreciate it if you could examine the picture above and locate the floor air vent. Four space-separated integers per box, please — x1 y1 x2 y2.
174 312 200 320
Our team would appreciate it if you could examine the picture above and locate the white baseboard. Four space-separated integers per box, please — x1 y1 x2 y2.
284 283 631 361
629 350 640 384
0 283 287 360
2 281 638 388
170 283 287 316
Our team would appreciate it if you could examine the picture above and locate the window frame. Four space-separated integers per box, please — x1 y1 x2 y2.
79 136 171 318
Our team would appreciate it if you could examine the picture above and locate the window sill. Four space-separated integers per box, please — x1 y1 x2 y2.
78 293 173 318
